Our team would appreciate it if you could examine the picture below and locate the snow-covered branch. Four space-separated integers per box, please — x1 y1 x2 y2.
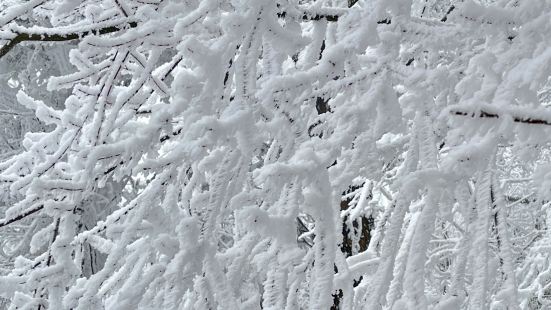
0 21 138 59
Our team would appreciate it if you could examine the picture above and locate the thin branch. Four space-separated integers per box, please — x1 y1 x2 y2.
450 108 551 126
0 0 48 29
45 217 61 266
0 204 43 228
0 110 34 116
277 10 343 22
348 0 359 8
440 5 455 22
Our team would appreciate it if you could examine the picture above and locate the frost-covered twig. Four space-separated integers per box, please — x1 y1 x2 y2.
0 204 43 228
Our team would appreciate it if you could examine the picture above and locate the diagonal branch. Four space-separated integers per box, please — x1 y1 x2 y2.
0 204 43 228
440 5 455 22
0 21 138 59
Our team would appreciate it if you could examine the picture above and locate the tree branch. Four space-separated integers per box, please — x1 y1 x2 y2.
0 21 138 59
0 204 43 228
450 108 551 126
440 5 455 22
277 10 344 22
